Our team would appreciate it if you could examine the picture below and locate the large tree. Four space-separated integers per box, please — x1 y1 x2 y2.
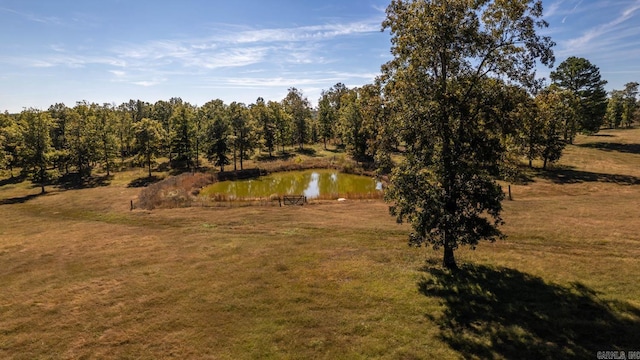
550 56 607 136
381 0 554 269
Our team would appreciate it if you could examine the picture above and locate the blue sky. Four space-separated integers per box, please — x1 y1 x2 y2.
1 0 639 113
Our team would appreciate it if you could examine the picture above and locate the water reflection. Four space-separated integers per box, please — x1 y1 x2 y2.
200 169 382 199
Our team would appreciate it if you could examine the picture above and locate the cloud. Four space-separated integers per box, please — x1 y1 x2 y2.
0 7 63 25
560 0 640 55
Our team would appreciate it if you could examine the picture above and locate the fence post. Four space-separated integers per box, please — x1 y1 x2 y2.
508 185 512 201
130 200 134 210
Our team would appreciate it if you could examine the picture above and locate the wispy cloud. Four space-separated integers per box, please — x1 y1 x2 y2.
0 7 62 25
206 71 378 89
560 0 640 55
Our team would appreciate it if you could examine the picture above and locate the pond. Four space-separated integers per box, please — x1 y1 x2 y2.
200 169 383 200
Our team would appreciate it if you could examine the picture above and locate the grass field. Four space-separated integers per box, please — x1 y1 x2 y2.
1 129 639 359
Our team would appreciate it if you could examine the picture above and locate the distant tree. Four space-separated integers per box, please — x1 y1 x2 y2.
133 118 166 177
318 91 337 150
358 83 386 163
201 99 231 172
605 90 624 129
152 100 175 158
621 82 639 128
283 88 312 150
169 103 197 168
20 109 56 193
228 102 254 170
1 112 23 177
66 102 99 176
116 103 135 161
48 103 72 173
513 97 543 168
252 97 276 157
95 104 118 175
380 0 554 269
338 89 366 158
551 56 607 136
268 100 289 154
326 83 349 144
536 89 574 169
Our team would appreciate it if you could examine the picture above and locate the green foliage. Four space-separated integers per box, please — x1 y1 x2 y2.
381 0 554 268
535 89 574 169
317 93 336 150
621 82 639 128
19 108 56 192
251 97 277 157
551 56 608 135
228 102 255 170
0 112 23 177
201 99 231 172
338 89 365 158
95 104 119 175
605 90 624 129
268 100 289 154
169 103 198 168
133 118 166 177
283 87 312 150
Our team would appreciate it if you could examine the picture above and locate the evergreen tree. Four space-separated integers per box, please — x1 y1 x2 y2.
252 97 276 157
551 57 607 136
201 99 231 172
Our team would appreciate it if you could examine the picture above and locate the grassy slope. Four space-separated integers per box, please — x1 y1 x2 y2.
1 130 639 359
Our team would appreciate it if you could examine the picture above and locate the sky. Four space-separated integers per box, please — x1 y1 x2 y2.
1 0 639 113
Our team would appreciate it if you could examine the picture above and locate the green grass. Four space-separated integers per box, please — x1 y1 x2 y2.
1 129 640 359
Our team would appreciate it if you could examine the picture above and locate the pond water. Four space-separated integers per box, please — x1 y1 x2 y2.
200 169 382 199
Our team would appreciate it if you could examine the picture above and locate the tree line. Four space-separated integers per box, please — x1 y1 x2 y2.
0 58 638 195
0 54 638 201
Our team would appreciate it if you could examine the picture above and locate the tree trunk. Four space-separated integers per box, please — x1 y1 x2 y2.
147 152 152 177
39 165 45 194
443 244 457 269
233 143 237 171
543 156 548 170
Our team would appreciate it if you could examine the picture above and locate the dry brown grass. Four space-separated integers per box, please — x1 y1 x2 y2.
0 128 639 358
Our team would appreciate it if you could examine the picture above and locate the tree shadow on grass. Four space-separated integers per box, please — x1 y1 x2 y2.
578 142 640 155
57 173 112 190
0 174 27 187
535 167 640 185
127 175 163 188
255 152 296 162
295 147 319 157
0 192 45 205
419 264 640 359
